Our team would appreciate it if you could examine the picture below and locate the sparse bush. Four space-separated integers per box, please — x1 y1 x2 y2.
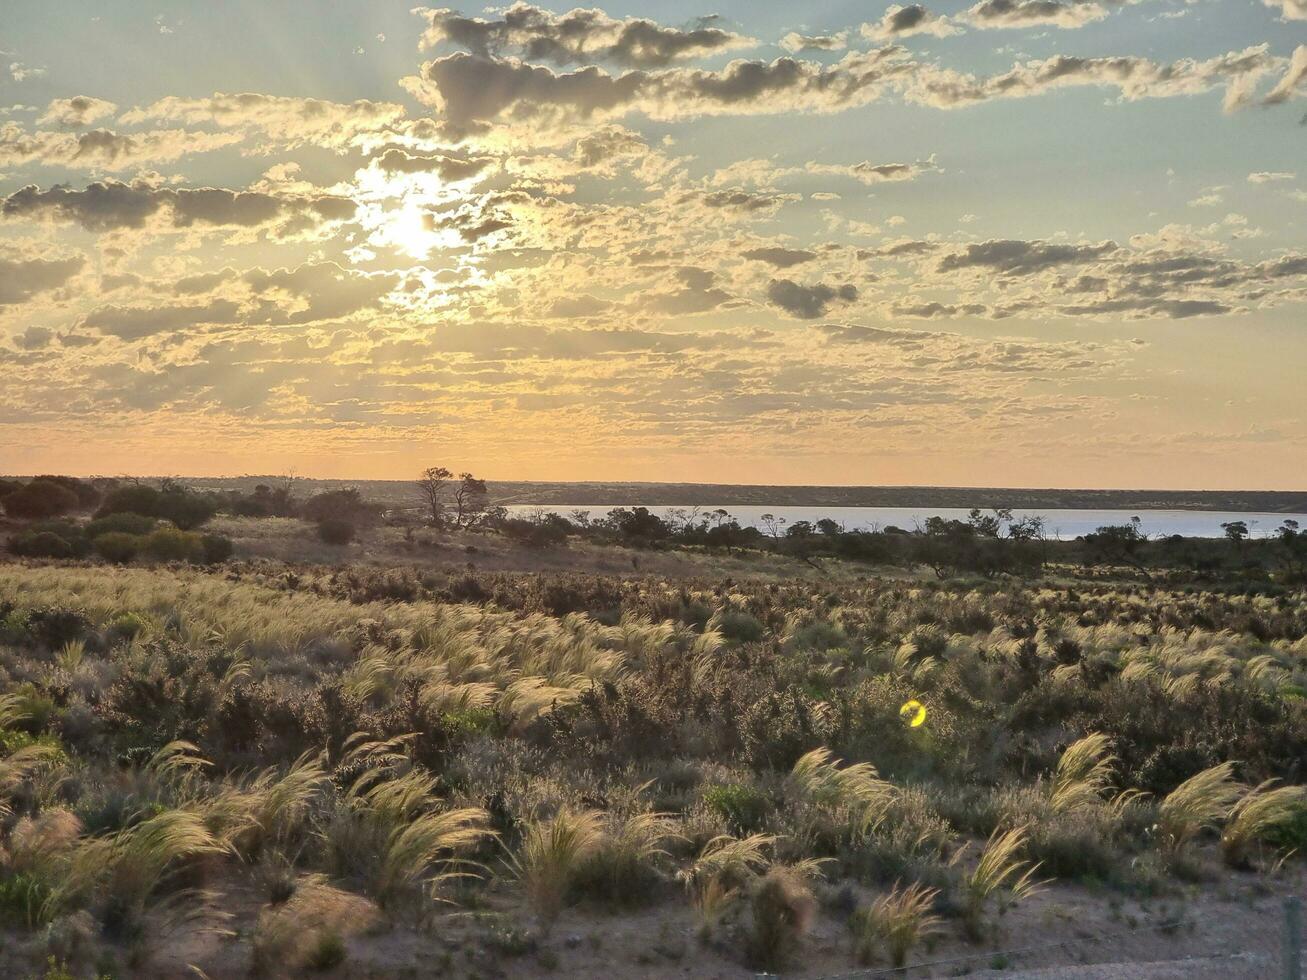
702 783 771 835
200 532 234 564
85 513 157 538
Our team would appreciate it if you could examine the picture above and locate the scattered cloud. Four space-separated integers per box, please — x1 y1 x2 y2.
1264 0 1307 21
779 31 849 53
37 96 118 128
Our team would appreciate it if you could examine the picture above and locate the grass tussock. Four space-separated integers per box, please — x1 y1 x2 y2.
853 880 942 968
1157 762 1244 859
957 826 1042 940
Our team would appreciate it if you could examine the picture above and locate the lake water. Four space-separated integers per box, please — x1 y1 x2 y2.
503 504 1307 539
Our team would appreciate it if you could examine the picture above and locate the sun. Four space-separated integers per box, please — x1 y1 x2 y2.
382 202 442 260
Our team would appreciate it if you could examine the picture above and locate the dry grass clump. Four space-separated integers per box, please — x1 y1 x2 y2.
956 826 1042 940
1156 762 1244 859
1221 780 1307 868
853 880 942 968
578 805 682 903
1049 733 1116 815
325 738 491 911
678 833 774 936
790 747 898 836
510 808 605 930
251 875 378 976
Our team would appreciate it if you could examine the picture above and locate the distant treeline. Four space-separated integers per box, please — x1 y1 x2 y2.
12 475 1307 514
5 474 1307 583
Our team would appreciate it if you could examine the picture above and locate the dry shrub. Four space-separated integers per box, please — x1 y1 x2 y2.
747 865 819 970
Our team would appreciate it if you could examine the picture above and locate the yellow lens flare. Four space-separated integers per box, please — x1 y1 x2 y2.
899 699 927 728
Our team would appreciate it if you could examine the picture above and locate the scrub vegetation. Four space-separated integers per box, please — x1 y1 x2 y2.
0 475 1304 977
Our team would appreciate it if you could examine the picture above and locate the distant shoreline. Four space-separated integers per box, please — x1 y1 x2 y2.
130 476 1307 514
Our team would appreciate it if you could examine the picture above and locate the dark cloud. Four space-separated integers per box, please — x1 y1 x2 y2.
416 4 751 68
862 5 959 40
908 45 1281 110
937 239 1118 275
0 252 84 305
779 32 848 54
372 147 495 181
82 300 245 340
408 48 913 132
13 326 54 350
37 96 118 127
1 178 356 234
767 278 858 318
892 299 988 318
696 188 792 214
961 0 1120 30
871 239 938 257
1263 45 1307 106
817 323 930 344
741 246 817 268
642 266 733 315
573 126 647 167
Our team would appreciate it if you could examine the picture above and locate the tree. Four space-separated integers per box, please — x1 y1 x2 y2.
1274 520 1307 582
1081 517 1147 570
1221 521 1250 560
451 473 489 528
759 513 787 541
416 466 452 527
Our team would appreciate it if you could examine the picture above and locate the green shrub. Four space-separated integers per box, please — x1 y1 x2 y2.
106 611 149 642
85 513 157 537
306 930 347 971
96 484 217 529
718 609 766 643
703 783 771 834
9 531 75 559
0 872 54 928
1 480 80 520
141 527 205 563
316 519 356 546
201 533 235 564
93 532 141 564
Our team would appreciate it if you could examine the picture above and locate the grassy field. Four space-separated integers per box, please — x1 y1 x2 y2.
0 520 1304 977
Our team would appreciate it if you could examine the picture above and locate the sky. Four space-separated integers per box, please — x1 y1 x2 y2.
0 1 1305 488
